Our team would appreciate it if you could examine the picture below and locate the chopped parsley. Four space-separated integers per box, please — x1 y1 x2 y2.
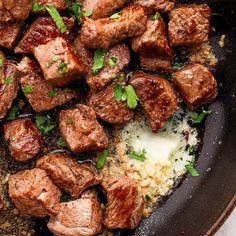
92 49 107 75
83 9 92 17
0 57 4 67
32 1 44 12
149 12 160 20
114 84 123 102
22 85 33 94
185 164 199 177
70 2 83 25
110 11 121 19
128 149 146 162
45 62 52 68
108 56 117 68
96 149 109 170
4 76 13 85
48 89 58 97
51 55 58 62
63 87 70 93
145 194 151 202
46 6 67 33
190 110 212 124
35 114 56 135
56 137 67 148
58 63 67 74
7 106 19 121
172 62 184 69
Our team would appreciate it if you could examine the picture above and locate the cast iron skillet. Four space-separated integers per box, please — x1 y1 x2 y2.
9 0 236 235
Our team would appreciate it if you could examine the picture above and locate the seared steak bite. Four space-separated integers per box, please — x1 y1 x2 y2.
15 17 74 54
0 62 19 119
0 0 32 22
140 55 172 73
82 0 131 19
0 22 21 49
17 57 75 112
80 5 147 49
87 43 130 90
88 81 134 124
8 168 62 217
130 71 178 133
48 191 103 236
168 4 211 47
59 105 109 153
36 153 102 198
33 37 85 87
134 0 175 14
131 16 172 58
36 0 66 11
102 176 144 229
173 63 217 111
4 118 42 162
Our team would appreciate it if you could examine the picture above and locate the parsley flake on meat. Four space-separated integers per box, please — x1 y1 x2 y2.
35 114 56 135
32 1 44 12
46 6 67 33
56 137 67 148
149 12 160 20
96 149 109 170
108 56 117 68
145 194 151 202
128 149 146 162
110 11 121 19
7 106 19 121
70 2 83 25
190 110 212 123
0 57 3 67
185 164 199 177
22 85 33 94
172 62 184 69
114 84 123 102
83 10 93 17
48 89 58 97
51 55 58 62
4 76 13 85
92 49 107 75
58 63 67 74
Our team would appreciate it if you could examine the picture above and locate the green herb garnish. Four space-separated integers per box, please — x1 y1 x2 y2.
149 12 160 20
0 57 4 67
110 11 121 19
114 84 123 102
96 149 109 170
35 114 56 135
145 194 151 202
58 63 67 74
51 55 58 62
45 62 52 68
63 87 70 93
7 106 19 121
70 3 83 25
108 56 117 68
172 62 183 69
46 6 67 33
190 110 212 124
83 9 92 17
22 85 33 94
56 137 67 147
60 193 71 202
4 76 13 85
128 149 146 162
92 49 107 75
185 164 199 177
48 89 58 97
32 1 44 12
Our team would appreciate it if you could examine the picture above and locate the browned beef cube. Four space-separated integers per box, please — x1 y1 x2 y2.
4 118 42 162
0 62 19 119
102 176 144 229
140 55 172 73
36 153 102 198
48 191 103 236
15 17 74 54
130 71 178 133
59 104 109 153
131 16 172 58
88 81 134 124
37 0 66 11
87 43 130 90
0 22 21 49
0 51 6 84
17 57 75 112
8 168 62 217
82 0 130 19
168 4 211 47
33 37 85 87
80 5 147 49
134 0 175 14
73 36 93 75
173 63 217 111
0 0 31 22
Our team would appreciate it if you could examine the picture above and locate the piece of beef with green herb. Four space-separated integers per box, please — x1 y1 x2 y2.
33 37 85 87
0 22 21 49
134 0 175 14
0 51 6 84
4 118 42 162
59 104 109 153
48 191 103 236
80 5 147 49
131 15 173 59
172 63 217 111
87 43 130 90
102 176 144 229
0 61 19 119
168 4 211 47
130 71 178 133
0 0 31 22
88 80 134 124
17 57 75 112
36 153 102 198
15 17 74 54
82 0 131 19
33 0 66 12
8 168 61 217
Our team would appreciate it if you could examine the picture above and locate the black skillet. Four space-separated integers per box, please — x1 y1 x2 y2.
4 0 236 235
